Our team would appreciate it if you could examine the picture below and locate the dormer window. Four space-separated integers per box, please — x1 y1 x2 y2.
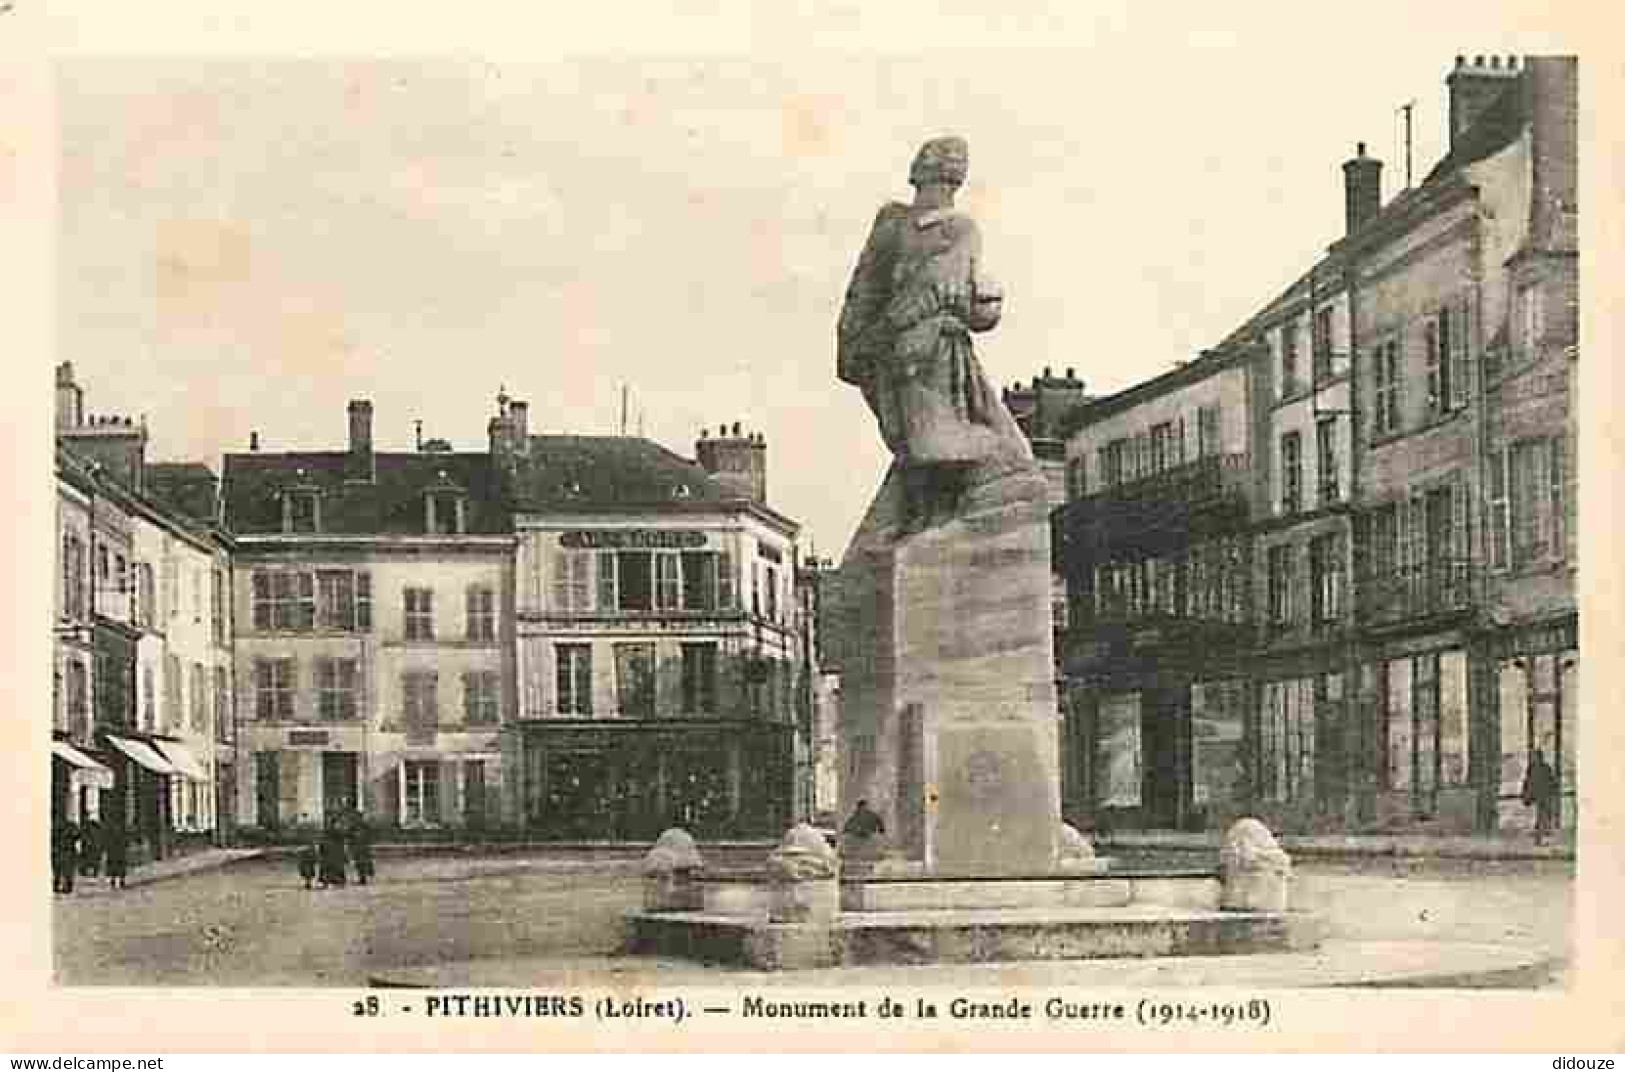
424 471 466 535
281 469 322 534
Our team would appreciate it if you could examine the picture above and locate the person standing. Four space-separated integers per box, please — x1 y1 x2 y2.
1522 747 1560 845
349 813 375 887
102 822 129 890
317 824 349 888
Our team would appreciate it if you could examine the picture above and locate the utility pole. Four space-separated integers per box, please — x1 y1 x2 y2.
1399 101 1415 189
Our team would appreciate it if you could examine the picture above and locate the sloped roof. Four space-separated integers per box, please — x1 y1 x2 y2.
510 435 731 511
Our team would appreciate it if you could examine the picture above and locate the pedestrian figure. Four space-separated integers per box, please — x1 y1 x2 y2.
296 838 319 890
317 825 349 888
1522 747 1560 845
78 816 103 878
102 822 129 890
349 815 375 887
51 821 80 894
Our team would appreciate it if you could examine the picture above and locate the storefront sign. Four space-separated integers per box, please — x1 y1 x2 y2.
1493 615 1578 659
559 529 708 550
288 729 330 746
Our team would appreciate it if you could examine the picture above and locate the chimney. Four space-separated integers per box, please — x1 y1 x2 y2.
55 362 83 431
508 400 530 455
249 431 260 452
1447 53 1523 151
1342 142 1383 236
346 400 375 482
695 422 768 503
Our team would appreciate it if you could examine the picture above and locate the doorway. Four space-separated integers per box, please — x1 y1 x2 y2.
322 752 359 823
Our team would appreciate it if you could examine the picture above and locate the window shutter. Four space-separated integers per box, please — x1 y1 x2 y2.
1449 296 1470 409
1176 416 1187 464
1424 318 1441 411
1450 477 1469 564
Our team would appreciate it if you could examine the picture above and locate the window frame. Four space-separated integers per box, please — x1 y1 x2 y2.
403 586 435 641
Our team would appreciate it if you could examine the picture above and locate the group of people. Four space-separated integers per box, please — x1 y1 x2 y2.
296 811 375 890
51 817 130 894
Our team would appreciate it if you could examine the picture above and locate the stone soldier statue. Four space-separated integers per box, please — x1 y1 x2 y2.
837 135 1033 530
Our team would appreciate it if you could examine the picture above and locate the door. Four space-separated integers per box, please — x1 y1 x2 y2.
1425 487 1453 608
463 759 486 831
1140 687 1188 829
256 752 281 831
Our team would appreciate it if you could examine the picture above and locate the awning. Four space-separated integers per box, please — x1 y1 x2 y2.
153 740 208 782
106 735 177 776
51 742 115 789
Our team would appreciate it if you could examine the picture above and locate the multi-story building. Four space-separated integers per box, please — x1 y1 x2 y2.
507 408 806 840
1054 347 1264 830
1052 54 1578 839
52 448 113 828
223 399 515 836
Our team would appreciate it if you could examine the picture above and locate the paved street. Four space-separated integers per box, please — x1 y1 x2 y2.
52 852 1573 987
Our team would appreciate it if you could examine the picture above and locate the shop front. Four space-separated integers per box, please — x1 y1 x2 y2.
520 720 792 841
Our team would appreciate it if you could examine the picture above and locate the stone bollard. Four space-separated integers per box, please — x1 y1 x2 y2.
1219 817 1291 913
641 827 704 913
767 823 840 924
1056 822 1098 873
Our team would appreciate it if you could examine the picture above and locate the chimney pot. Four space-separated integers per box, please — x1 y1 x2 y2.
1043 366 1053 379
1508 55 1518 68
1475 54 1485 65
731 421 742 437
1456 54 1466 67
1066 366 1076 379
250 431 260 452
1342 144 1383 236
1490 56 1501 69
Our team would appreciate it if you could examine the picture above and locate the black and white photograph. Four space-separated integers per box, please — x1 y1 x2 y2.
7 0 1619 1055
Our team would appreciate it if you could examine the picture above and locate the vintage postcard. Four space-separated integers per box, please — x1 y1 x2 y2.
3 0 1621 1054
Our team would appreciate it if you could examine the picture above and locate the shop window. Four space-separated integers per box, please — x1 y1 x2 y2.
1259 679 1315 802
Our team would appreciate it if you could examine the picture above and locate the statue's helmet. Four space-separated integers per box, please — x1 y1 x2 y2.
909 136 969 188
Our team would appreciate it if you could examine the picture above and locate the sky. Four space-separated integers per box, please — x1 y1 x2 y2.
51 5 1582 556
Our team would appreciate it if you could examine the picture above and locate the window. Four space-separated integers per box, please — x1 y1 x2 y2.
1280 320 1300 396
1196 405 1221 459
62 533 86 620
1316 418 1339 504
114 554 127 594
655 553 682 611
163 554 179 620
764 564 780 621
717 550 736 610
254 658 295 720
136 562 156 629
402 761 440 825
1312 306 1335 382
214 666 231 742
164 652 183 729
192 567 205 623
314 658 358 721
617 551 653 611
190 661 208 731
552 549 592 612
97 544 110 591
1100 438 1129 488
252 571 316 632
681 551 719 611
463 671 500 725
285 491 319 534
1368 503 1399 580
466 585 496 641
1518 282 1544 354
317 570 358 631
66 661 88 739
555 644 593 714
1372 338 1400 436
1490 438 1566 570
1259 678 1315 802
1279 431 1303 514
615 643 656 717
403 670 438 728
1309 532 1344 630
1267 544 1295 627
211 568 226 643
426 490 465 535
1149 422 1178 473
595 551 618 610
142 665 156 729
404 587 434 640
681 643 719 714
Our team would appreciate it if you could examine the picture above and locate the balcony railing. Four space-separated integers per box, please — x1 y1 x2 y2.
1083 452 1252 507
1060 453 1254 559
1358 559 1480 626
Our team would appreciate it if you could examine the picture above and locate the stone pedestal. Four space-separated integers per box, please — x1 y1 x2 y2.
834 462 1062 875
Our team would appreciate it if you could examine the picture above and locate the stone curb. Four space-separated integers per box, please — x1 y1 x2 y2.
1098 833 1575 862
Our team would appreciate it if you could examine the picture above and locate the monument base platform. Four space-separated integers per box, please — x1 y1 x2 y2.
624 904 1323 971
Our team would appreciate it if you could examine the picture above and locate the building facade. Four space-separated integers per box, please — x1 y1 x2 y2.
1053 54 1578 838
506 414 806 840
